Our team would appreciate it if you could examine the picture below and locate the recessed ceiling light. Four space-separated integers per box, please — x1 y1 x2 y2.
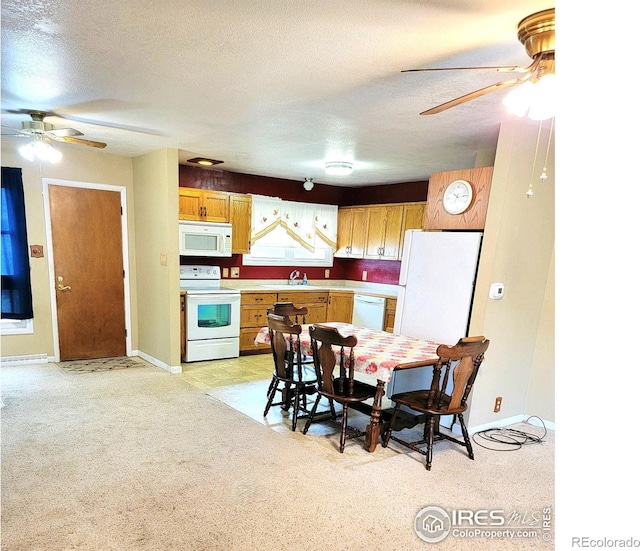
325 161 353 176
187 157 223 167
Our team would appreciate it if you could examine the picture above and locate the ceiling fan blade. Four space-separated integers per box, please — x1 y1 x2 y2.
403 65 528 74
419 77 524 115
419 58 539 116
47 127 84 138
49 135 107 149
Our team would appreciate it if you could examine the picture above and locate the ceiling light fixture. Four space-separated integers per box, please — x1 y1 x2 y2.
19 135 62 163
187 157 224 167
303 178 314 191
502 72 555 120
325 161 353 176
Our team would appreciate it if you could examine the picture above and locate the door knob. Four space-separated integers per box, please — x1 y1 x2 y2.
57 275 71 291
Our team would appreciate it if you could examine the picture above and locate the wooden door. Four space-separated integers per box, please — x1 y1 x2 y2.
49 185 126 360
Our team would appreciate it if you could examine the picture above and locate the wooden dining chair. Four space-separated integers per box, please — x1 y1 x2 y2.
302 324 377 453
264 313 317 431
267 302 307 324
382 336 490 470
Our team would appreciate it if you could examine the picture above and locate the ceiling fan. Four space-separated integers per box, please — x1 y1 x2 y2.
2 110 107 148
405 8 555 116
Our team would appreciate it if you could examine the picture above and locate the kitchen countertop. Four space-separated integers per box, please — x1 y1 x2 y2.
223 280 399 299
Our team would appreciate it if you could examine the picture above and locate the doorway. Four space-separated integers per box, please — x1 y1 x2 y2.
44 180 132 361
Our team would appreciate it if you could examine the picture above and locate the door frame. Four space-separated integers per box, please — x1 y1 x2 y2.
43 178 133 362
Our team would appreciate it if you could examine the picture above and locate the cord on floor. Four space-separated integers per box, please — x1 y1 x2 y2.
471 415 547 451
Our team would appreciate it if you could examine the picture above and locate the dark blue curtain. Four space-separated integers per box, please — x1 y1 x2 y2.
1 166 34 319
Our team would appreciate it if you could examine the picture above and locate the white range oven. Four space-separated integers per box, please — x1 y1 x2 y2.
180 265 241 362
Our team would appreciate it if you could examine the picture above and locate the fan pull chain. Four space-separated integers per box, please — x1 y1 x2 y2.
526 117 554 198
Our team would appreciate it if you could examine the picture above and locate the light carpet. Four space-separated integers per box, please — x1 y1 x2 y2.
1 360 554 550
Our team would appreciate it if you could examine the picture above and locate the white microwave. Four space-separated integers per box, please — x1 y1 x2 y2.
179 221 233 257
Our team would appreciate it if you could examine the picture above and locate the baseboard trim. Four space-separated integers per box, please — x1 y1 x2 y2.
134 350 182 374
469 414 554 434
0 353 49 366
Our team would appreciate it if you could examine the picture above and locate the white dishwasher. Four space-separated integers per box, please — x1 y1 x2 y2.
352 294 386 330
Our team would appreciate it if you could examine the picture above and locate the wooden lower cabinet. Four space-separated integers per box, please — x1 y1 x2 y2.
384 298 397 333
240 292 278 354
274 291 328 324
327 290 354 323
239 290 329 354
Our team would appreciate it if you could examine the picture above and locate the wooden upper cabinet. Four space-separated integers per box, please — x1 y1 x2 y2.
364 204 404 260
229 193 252 254
335 207 366 258
178 188 205 221
200 190 229 222
336 201 426 261
178 187 229 222
399 202 426 258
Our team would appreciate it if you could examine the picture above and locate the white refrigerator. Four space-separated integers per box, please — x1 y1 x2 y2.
387 230 483 397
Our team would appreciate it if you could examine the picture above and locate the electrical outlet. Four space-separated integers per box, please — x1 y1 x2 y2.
494 397 502 413
230 267 240 278
362 270 367 281
222 267 229 278
324 269 330 278
159 252 167 266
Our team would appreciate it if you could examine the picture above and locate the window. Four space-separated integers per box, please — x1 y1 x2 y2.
242 195 337 267
1 167 34 333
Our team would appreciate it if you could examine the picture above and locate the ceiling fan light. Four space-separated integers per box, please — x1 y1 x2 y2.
502 81 534 117
325 161 353 176
19 137 62 163
527 73 555 120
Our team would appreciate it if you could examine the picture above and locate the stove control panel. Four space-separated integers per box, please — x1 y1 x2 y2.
179 265 221 280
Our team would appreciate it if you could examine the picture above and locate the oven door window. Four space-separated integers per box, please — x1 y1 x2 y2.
197 303 231 328
186 293 241 341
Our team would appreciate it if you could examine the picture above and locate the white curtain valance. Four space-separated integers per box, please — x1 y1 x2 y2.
250 195 337 252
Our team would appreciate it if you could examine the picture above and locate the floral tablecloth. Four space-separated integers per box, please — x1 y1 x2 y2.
254 322 440 382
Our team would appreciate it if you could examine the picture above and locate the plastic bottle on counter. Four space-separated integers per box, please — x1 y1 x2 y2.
302 273 308 285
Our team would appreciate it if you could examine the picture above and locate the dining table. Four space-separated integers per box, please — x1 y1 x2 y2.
254 322 440 452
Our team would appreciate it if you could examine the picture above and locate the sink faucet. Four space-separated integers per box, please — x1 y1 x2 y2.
289 270 300 285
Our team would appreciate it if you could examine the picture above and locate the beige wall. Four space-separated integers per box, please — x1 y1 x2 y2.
132 149 181 371
1 139 137 359
468 118 555 428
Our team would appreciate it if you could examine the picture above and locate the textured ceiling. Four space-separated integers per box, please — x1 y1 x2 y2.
1 0 553 187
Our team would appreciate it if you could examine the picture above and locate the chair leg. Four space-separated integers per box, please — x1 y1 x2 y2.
382 403 400 448
263 380 279 417
425 415 436 471
266 375 277 397
458 413 474 460
302 394 322 435
291 387 301 432
329 398 337 420
339 405 349 453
